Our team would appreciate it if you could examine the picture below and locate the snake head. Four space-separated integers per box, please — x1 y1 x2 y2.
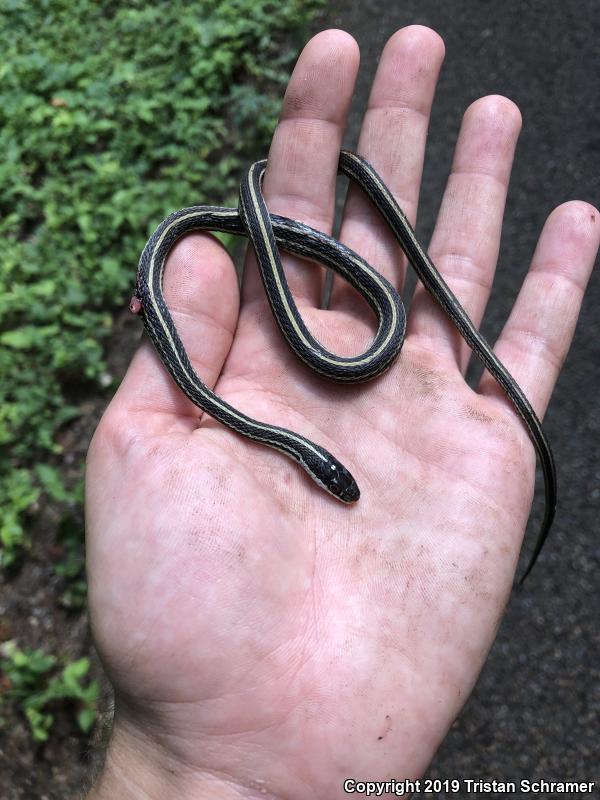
320 457 360 503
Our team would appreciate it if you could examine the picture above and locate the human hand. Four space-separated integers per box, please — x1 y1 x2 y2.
85 26 599 799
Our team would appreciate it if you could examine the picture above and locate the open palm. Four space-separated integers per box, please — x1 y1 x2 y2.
86 27 598 800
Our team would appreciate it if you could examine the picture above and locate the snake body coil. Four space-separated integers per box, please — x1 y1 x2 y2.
134 151 556 580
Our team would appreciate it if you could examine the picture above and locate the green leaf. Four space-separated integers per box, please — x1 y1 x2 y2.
62 657 90 694
0 328 36 349
77 707 97 733
35 464 72 503
79 679 100 705
25 707 53 742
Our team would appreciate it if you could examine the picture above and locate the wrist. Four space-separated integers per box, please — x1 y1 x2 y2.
87 717 280 800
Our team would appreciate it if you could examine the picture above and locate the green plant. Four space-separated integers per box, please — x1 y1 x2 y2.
0 0 323 565
0 641 99 740
53 515 87 610
0 469 40 568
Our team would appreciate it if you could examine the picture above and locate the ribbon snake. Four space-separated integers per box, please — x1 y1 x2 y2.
132 151 556 581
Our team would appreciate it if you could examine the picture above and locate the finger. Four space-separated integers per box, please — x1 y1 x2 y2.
408 95 522 370
241 29 360 309
110 233 239 430
331 25 445 310
479 201 599 415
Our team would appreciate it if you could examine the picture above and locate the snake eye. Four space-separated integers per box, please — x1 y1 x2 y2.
326 460 360 503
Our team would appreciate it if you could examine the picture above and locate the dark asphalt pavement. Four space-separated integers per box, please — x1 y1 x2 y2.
318 1 599 794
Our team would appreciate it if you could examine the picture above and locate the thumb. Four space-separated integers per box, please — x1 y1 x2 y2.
112 232 239 429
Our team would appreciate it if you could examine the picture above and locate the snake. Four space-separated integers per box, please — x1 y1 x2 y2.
131 150 556 581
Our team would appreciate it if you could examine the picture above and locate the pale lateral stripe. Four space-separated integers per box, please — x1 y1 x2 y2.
246 162 399 369
343 153 542 442
146 210 328 463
